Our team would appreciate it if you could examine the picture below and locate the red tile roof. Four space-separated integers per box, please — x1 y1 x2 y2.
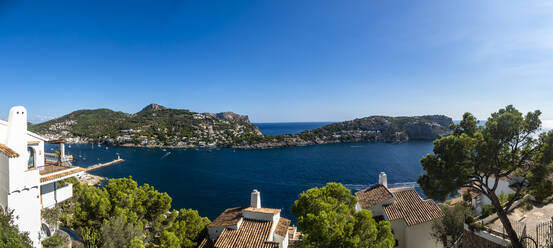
383 189 444 226
209 207 248 227
198 238 214 248
274 217 291 237
40 167 84 183
0 143 19 158
213 219 279 248
355 184 393 209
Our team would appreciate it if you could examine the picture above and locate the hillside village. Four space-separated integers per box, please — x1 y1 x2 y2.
30 104 454 149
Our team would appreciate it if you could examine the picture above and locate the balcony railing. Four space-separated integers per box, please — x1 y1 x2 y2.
44 153 73 167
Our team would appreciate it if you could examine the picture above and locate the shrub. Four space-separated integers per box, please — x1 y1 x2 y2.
480 205 496 218
41 234 68 248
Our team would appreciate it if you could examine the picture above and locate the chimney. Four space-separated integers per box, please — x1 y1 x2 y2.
378 172 388 188
6 106 28 154
251 189 261 208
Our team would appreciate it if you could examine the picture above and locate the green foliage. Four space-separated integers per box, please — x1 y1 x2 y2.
64 176 209 248
462 192 472 203
431 204 471 247
0 208 33 248
100 215 144 248
160 231 180 248
291 183 395 248
42 206 62 231
417 105 553 248
29 105 263 146
41 234 68 248
159 209 210 248
480 205 496 219
124 237 146 248
81 227 102 248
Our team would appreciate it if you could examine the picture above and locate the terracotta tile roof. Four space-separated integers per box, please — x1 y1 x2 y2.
198 238 214 248
27 140 40 145
355 184 393 209
243 207 281 214
274 217 290 237
383 189 444 226
0 143 19 158
287 226 296 239
293 232 302 240
213 219 279 248
209 206 248 227
40 167 84 183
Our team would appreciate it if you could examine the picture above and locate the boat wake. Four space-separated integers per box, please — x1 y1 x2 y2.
160 152 171 159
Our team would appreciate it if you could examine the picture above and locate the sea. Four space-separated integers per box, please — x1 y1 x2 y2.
47 122 434 222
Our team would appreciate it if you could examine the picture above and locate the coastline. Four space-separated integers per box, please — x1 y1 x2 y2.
53 137 424 150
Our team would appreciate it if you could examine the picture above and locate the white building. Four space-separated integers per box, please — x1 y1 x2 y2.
460 176 521 216
0 106 84 247
198 190 300 248
355 172 444 248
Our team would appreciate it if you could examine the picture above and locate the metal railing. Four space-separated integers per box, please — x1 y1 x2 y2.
535 218 553 248
44 153 73 167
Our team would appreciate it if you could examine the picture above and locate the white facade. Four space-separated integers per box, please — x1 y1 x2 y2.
472 177 516 215
0 106 81 248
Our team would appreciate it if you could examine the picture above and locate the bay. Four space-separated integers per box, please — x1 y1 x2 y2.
50 143 433 223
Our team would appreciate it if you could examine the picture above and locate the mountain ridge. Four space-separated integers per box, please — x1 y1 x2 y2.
29 104 453 148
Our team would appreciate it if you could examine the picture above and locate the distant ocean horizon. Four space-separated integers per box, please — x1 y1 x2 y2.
254 122 333 136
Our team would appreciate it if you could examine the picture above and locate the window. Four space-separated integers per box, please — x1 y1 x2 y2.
27 147 35 168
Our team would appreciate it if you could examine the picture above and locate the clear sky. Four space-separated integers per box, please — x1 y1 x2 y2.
1 0 552 123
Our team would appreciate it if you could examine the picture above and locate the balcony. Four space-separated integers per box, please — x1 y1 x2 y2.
39 156 84 185
41 183 73 209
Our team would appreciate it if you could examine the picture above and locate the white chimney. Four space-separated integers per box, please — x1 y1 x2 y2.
251 189 261 208
379 172 388 188
6 106 28 154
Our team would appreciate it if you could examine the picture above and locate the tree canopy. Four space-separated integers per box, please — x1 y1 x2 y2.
430 204 471 247
0 208 33 248
418 105 553 248
291 182 395 248
60 176 209 248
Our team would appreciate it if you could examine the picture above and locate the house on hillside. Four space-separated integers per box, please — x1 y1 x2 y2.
198 189 301 248
0 106 84 247
355 172 444 248
459 175 526 216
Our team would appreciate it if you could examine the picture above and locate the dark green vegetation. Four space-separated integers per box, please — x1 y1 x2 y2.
418 105 553 248
0 208 33 248
431 204 471 247
41 234 68 248
248 115 452 148
30 104 452 148
30 104 262 147
57 177 209 248
291 182 395 248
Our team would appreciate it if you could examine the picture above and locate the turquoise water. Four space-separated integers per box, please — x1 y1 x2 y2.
50 140 433 222
254 122 333 135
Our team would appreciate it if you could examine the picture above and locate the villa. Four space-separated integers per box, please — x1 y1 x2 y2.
0 106 84 247
355 172 444 248
459 176 526 216
198 189 300 248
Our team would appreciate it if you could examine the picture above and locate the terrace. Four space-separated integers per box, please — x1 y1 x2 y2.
39 140 84 184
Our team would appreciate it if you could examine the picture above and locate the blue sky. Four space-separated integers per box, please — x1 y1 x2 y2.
1 0 552 123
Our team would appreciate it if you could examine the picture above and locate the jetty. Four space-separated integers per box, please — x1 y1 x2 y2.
85 158 125 172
